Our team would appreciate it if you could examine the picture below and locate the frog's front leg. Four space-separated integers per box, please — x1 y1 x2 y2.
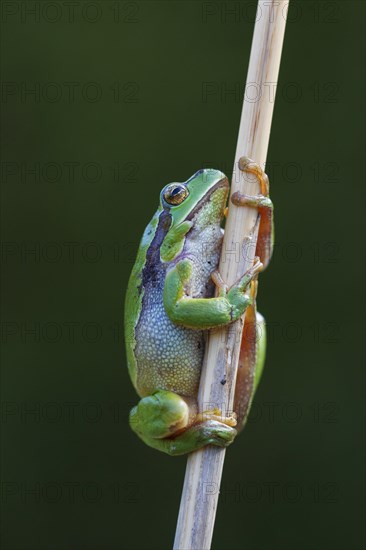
129 390 237 456
163 257 262 330
231 156 274 270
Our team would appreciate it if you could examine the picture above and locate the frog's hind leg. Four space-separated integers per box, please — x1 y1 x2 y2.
234 280 266 430
231 156 274 270
130 390 237 456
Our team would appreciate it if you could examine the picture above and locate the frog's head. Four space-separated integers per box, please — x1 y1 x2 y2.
161 169 229 225
159 169 229 262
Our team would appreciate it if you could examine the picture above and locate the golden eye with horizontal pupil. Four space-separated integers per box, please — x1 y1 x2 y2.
163 184 189 206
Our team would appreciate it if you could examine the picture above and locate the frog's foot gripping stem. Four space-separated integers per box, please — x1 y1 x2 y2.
195 408 237 426
231 156 274 270
129 390 237 456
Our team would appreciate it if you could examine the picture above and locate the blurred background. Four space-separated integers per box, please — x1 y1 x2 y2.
1 1 365 549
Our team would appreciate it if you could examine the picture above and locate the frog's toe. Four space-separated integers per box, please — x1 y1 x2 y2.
196 409 237 427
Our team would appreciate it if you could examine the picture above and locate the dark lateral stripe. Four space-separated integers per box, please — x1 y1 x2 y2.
141 209 172 288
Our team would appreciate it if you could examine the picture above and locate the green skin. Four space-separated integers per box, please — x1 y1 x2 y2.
124 157 273 455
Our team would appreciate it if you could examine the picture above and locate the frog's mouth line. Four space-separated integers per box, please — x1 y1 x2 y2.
185 176 229 222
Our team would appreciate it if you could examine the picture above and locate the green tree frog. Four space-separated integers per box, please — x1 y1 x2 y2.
124 157 273 455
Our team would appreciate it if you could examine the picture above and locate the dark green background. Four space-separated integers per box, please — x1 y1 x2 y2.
1 1 365 549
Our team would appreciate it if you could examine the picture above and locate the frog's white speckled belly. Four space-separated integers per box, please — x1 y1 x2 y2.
134 272 205 398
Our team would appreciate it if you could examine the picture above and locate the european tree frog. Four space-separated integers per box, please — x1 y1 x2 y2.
124 157 273 455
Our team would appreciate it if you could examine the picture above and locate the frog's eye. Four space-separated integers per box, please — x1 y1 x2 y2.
163 184 189 206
